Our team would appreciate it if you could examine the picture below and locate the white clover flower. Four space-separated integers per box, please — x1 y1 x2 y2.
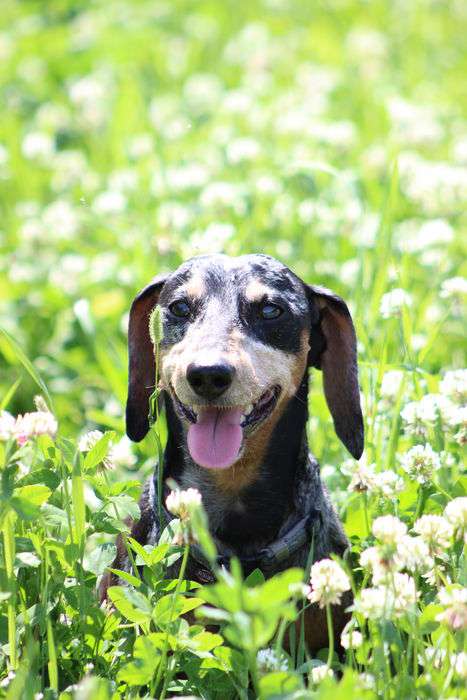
379 369 404 405
414 515 453 556
78 429 104 452
422 646 446 669
444 498 467 543
392 573 419 615
166 488 202 522
401 393 454 438
184 222 235 257
436 587 467 631
446 404 467 445
440 276 467 299
165 163 209 192
360 546 394 584
310 665 334 683
0 411 16 441
440 369 467 404
347 460 378 492
372 470 404 498
78 429 115 470
395 535 434 575
453 651 467 679
340 623 363 650
308 558 350 608
14 411 58 446
109 436 137 469
398 444 441 484
354 586 394 620
373 515 407 545
380 288 412 319
200 181 246 215
256 648 289 673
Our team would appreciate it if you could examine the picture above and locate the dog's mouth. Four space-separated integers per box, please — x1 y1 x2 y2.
170 385 281 470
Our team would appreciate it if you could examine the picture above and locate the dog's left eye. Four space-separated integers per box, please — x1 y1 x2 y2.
169 300 191 318
261 302 283 319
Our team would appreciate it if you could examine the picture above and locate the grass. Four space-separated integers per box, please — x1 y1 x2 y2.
0 0 466 698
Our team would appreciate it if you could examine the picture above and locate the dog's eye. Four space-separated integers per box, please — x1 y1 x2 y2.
261 302 283 319
169 300 191 318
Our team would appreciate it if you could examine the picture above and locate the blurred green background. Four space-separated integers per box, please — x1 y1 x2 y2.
0 0 465 466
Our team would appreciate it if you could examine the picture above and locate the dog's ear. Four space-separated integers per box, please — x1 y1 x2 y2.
305 285 364 459
126 274 169 442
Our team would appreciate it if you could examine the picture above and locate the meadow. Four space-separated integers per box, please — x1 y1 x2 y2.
0 0 466 697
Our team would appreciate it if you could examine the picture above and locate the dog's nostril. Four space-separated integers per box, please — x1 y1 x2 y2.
187 363 235 399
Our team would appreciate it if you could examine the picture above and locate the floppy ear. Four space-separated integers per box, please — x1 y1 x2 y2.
126 274 169 442
305 285 364 459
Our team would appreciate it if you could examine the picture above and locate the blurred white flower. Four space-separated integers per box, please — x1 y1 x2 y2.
355 575 418 619
127 133 153 159
436 586 467 631
78 429 115 470
22 132 55 161
184 222 235 256
226 137 260 164
380 288 412 319
256 648 288 673
373 515 407 545
387 98 443 146
165 163 209 192
310 665 334 683
414 515 453 556
0 411 16 441
379 369 404 405
14 410 58 445
453 651 467 679
43 200 80 239
308 558 350 608
156 201 193 232
340 623 363 650
399 153 467 215
372 470 404 498
440 276 467 299
398 444 441 484
93 190 127 215
200 181 246 215
110 436 137 469
439 369 467 404
444 497 467 543
401 393 454 438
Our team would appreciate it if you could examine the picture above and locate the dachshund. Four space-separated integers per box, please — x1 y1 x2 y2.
100 253 364 652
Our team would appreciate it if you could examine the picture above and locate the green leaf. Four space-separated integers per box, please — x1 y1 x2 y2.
83 542 117 576
259 671 303 699
154 594 204 626
108 586 152 624
0 328 53 411
117 635 161 686
11 485 51 520
83 431 116 471
108 568 142 587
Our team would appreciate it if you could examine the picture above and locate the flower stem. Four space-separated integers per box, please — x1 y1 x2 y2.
326 604 334 668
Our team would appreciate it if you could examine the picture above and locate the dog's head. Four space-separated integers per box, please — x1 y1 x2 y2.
126 254 363 468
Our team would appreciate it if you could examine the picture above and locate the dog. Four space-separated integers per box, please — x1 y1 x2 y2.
100 253 364 652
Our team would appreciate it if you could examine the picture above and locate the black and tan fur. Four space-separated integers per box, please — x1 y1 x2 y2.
101 253 364 652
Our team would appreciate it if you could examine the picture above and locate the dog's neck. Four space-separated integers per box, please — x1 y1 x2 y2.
162 373 310 553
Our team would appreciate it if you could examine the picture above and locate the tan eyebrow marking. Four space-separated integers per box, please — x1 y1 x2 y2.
183 274 206 298
244 279 275 302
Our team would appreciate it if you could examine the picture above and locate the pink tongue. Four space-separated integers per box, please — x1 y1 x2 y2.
187 407 243 469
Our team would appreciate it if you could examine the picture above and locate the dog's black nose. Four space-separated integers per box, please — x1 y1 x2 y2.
186 363 235 400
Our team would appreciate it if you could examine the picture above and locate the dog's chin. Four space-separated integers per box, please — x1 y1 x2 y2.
169 385 281 470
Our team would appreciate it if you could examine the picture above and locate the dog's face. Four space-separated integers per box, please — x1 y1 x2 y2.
126 254 363 468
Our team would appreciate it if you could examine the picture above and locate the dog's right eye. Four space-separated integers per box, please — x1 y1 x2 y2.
169 300 191 318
